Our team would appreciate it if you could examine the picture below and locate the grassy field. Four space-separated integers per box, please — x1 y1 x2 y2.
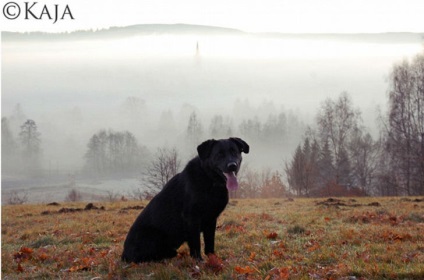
2 197 424 279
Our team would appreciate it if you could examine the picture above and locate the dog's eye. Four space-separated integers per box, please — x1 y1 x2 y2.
230 148 237 156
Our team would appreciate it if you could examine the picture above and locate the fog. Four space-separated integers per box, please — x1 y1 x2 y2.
2 26 423 202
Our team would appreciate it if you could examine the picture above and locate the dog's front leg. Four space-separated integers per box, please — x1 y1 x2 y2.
203 219 217 255
187 218 202 260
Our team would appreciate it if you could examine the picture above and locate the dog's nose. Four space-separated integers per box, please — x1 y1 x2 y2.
227 162 238 172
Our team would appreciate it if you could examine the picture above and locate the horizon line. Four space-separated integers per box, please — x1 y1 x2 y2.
3 23 424 36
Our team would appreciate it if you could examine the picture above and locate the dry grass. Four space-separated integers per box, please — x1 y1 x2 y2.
2 197 424 279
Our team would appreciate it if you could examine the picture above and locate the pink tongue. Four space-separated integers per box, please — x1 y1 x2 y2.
224 172 238 190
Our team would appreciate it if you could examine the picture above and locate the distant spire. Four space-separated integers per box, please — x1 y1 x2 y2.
195 41 201 67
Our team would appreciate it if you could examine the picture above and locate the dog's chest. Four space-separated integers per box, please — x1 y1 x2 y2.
199 183 229 217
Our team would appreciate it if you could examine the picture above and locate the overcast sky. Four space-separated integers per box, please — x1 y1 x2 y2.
1 0 424 33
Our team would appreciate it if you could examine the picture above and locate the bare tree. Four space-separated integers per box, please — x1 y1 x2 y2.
142 147 181 195
348 128 380 194
105 190 120 202
316 92 360 186
6 190 28 205
385 52 424 195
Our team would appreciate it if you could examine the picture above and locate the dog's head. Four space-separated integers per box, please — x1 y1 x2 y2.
197 137 249 191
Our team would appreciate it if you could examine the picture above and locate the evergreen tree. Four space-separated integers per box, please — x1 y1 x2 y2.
19 119 42 175
336 147 351 187
318 139 335 188
286 144 306 196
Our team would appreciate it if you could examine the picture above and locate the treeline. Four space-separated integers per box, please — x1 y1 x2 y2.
3 51 423 197
2 117 149 179
186 108 304 150
83 130 148 177
1 104 304 180
286 52 424 196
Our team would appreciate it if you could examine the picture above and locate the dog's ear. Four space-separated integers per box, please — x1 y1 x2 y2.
230 137 249 154
197 139 217 160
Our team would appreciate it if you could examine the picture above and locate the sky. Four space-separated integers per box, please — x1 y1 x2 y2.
1 0 424 33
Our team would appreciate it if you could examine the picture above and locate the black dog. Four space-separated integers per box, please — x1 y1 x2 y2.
122 137 249 263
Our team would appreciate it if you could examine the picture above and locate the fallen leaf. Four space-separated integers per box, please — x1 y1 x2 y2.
266 232 278 239
38 253 49 262
20 247 34 254
273 250 284 258
235 265 256 274
268 267 290 279
248 252 256 262
263 230 278 239
307 243 320 252
279 267 290 279
13 247 34 263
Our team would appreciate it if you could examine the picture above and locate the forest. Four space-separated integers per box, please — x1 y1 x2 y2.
2 51 424 201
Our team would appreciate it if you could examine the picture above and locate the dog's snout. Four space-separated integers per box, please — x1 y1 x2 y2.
227 162 238 172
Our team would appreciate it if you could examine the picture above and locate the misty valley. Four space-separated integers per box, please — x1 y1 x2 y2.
2 25 424 203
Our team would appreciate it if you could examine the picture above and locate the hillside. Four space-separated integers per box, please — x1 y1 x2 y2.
2 24 245 41
2 23 423 44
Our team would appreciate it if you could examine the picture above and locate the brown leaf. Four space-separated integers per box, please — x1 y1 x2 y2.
13 247 34 263
234 265 256 274
279 267 290 279
273 250 284 258
38 253 49 262
20 247 34 254
264 230 278 239
307 243 320 252
248 252 256 262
